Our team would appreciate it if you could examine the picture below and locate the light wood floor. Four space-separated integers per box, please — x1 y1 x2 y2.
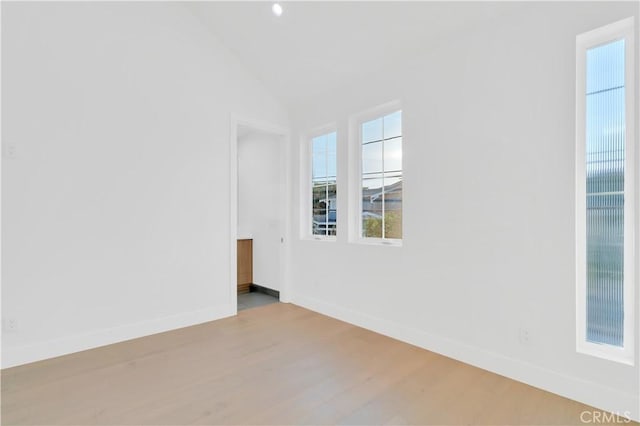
0 303 627 425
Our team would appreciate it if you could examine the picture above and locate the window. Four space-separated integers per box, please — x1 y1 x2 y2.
360 109 402 241
576 17 635 363
311 131 337 237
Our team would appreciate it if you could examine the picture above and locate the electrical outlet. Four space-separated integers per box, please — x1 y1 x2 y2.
518 327 530 345
2 318 18 333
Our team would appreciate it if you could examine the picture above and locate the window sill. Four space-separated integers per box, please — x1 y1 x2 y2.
353 238 402 247
302 235 337 243
577 341 634 366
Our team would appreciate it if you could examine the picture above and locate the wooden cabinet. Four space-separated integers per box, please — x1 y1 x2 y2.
237 239 253 294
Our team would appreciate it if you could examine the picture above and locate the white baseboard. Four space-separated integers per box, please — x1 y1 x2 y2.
292 294 639 422
1 303 236 369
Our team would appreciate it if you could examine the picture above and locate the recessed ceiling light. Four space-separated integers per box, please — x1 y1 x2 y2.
272 3 283 17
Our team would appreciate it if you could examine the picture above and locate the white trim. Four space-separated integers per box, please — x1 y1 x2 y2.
356 237 402 247
229 115 291 303
301 235 337 243
348 100 403 245
1 304 235 369
292 294 639 422
575 17 635 365
229 116 239 312
300 124 338 241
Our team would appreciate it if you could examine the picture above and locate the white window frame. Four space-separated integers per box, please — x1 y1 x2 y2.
301 124 338 242
575 17 635 365
348 100 403 246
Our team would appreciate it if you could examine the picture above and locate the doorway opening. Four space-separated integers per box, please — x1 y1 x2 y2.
230 119 289 312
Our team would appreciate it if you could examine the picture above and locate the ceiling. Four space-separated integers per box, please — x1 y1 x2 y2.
185 2 519 110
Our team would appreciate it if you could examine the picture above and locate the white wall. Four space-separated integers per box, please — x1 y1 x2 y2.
1 2 288 367
238 130 284 291
289 2 640 419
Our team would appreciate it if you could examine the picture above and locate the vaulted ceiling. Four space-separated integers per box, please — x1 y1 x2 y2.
185 2 520 110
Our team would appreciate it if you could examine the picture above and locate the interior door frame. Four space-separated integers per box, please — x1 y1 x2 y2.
229 115 291 312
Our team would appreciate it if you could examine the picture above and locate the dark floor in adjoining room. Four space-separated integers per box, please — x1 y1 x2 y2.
238 291 279 311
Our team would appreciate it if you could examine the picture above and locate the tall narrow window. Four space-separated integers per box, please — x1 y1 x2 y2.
576 18 635 363
312 132 337 237
361 110 402 240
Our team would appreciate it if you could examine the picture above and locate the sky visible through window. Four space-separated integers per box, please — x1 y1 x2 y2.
362 111 402 190
585 39 625 347
312 132 337 180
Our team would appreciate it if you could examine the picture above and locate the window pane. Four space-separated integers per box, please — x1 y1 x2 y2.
326 154 336 179
312 135 327 180
383 173 402 187
586 194 624 346
384 208 402 239
312 180 328 236
327 132 337 178
383 110 402 139
312 157 326 180
384 137 402 172
586 88 625 194
312 182 328 210
362 177 383 238
362 118 383 143
586 39 624 95
383 175 402 239
312 134 327 155
326 181 337 236
363 141 383 174
312 209 327 236
585 40 625 347
327 131 337 151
